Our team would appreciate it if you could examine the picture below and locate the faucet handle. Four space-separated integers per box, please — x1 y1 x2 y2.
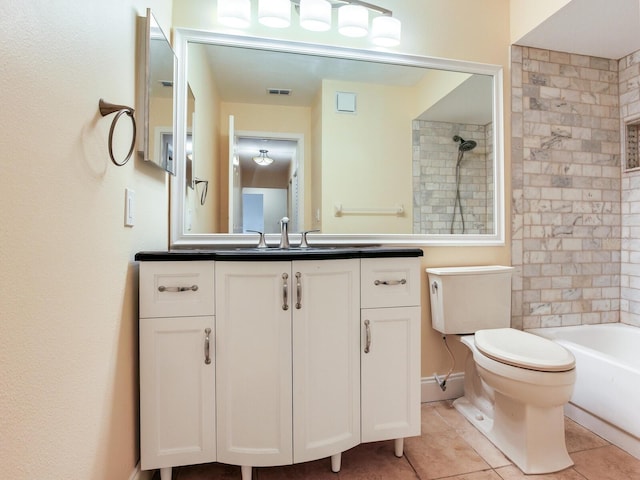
300 229 320 248
246 230 267 248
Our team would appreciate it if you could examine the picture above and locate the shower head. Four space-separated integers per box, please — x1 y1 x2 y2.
453 135 477 152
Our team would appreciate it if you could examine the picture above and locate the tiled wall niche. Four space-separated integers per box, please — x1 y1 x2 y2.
625 122 640 170
510 45 622 329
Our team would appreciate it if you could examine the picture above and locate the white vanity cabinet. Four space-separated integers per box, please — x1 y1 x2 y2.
136 249 422 480
214 259 360 475
138 261 216 476
360 257 421 452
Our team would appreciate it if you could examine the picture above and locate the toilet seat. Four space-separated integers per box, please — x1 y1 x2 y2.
475 328 575 372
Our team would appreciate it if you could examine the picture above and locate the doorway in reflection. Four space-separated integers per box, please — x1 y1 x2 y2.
232 134 303 234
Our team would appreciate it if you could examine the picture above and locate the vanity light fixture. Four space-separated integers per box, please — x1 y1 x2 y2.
218 0 401 47
253 149 274 166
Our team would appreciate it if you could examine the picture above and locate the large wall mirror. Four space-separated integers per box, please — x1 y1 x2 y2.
171 30 504 247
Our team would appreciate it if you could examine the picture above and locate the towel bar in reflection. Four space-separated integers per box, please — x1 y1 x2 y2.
333 204 404 217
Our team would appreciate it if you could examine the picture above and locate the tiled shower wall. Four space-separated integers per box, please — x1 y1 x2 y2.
510 45 622 329
619 51 640 327
413 121 493 235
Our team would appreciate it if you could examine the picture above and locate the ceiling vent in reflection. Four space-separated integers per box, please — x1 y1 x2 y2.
267 88 292 96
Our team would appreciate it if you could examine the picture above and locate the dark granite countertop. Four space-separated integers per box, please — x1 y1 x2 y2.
135 246 424 262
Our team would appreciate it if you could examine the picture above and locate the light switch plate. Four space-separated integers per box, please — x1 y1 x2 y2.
125 188 135 227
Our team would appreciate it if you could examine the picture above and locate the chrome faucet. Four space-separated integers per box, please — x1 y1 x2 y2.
279 217 290 249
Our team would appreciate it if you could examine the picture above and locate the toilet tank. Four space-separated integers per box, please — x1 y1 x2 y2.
426 265 514 334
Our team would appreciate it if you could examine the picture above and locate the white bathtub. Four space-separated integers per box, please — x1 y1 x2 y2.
528 323 640 460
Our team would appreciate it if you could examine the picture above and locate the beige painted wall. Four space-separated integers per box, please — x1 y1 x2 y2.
187 43 220 234
311 89 324 230
0 1 171 479
321 80 414 233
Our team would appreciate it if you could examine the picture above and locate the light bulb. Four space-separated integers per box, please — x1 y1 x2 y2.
217 0 251 29
258 0 291 28
371 16 401 47
338 4 369 38
299 0 332 32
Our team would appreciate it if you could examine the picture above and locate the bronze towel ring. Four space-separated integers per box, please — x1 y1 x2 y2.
99 99 136 166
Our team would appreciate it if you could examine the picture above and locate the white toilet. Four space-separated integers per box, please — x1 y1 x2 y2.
426 265 576 474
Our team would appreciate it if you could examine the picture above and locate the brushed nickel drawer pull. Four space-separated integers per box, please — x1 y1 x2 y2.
295 272 302 310
364 320 371 354
282 273 289 311
374 279 406 286
204 328 212 365
158 285 199 292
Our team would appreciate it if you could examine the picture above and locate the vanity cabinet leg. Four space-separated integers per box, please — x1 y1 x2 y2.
159 467 172 480
330 453 342 472
394 438 404 457
241 465 252 480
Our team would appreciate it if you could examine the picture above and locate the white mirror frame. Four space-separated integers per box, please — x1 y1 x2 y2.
171 29 505 248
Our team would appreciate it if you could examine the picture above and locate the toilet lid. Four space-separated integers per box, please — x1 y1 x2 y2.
474 328 575 372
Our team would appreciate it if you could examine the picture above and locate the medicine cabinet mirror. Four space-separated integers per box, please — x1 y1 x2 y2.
137 9 177 174
171 30 505 247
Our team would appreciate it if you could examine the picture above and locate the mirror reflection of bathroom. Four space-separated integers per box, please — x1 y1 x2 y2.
230 135 303 234
412 75 493 235
181 35 500 240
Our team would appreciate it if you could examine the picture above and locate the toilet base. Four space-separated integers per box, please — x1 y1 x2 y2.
453 395 573 474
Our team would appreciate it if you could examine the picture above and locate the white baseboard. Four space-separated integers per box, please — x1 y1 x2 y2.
421 372 464 403
129 462 154 480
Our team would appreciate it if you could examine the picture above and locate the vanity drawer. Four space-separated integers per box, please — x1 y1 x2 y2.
140 261 215 318
361 257 420 308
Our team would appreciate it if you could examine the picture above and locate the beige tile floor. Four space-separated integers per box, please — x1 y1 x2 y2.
169 401 640 480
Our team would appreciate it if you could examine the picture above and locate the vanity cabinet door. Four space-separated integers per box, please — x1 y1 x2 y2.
139 316 216 470
215 259 361 468
215 261 293 467
360 257 421 445
360 306 421 442
292 259 361 463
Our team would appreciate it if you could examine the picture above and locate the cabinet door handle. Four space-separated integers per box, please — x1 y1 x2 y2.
158 285 199 292
374 279 406 286
204 328 212 365
295 272 302 309
282 273 289 310
364 319 371 354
